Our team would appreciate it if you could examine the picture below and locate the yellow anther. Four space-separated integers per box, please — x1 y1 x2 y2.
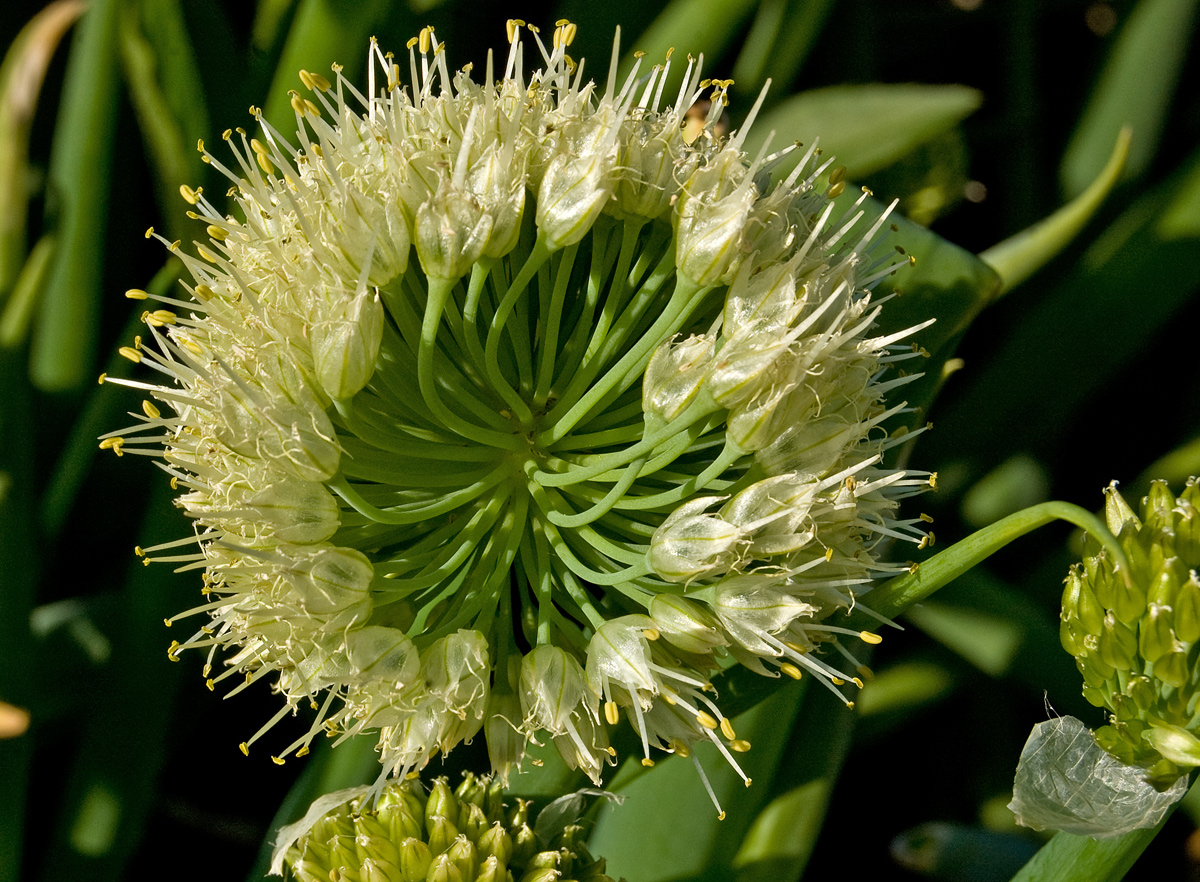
526 24 540 34
505 19 520 43
147 309 177 326
193 284 213 300
168 239 181 251
909 255 918 266
309 71 331 91
744 778 753 788
419 26 434 54
634 50 645 58
249 138 267 155
99 437 126 456
142 400 161 419
929 472 939 490
641 757 655 767
297 746 310 757
134 546 144 556
666 47 674 60
672 740 690 758
730 739 752 753
919 512 934 523
97 373 107 384
859 630 883 645
606 746 617 757
305 99 320 116
125 288 148 300
827 180 846 199
197 245 219 264
530 757 542 766
779 663 803 680
167 640 181 661
244 671 253 684
205 678 214 691
239 742 249 756
825 547 834 562
830 165 847 184
718 811 726 821
202 663 211 676
298 69 315 90
221 128 232 140
555 17 570 26
696 711 719 730
206 225 228 242
290 94 307 117
163 617 172 627
831 677 846 686
845 700 856 710
643 628 660 640
406 36 419 49
604 701 620 725
271 756 286 766
255 151 275 175
144 226 155 238
719 717 736 740
179 184 199 204
852 677 865 689
857 665 875 681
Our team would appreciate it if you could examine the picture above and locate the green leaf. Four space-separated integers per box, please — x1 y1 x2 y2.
857 194 1001 421
28 0 122 392
746 83 982 180
1060 0 1199 198
931 142 1200 458
0 234 55 350
588 678 806 881
0 348 36 882
745 0 838 91
39 260 180 540
619 0 759 82
260 0 391 136
730 688 857 882
118 0 210 243
983 128 1131 296
0 1 85 298
35 480 191 882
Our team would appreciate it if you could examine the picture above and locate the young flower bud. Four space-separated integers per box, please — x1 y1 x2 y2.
648 497 742 583
1059 479 1200 789
642 333 716 422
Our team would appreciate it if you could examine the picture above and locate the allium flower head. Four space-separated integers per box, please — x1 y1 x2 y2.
103 21 932 807
1060 479 1200 789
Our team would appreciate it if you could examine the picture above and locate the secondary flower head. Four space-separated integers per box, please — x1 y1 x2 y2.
275 772 616 881
103 21 932 808
1060 479 1200 789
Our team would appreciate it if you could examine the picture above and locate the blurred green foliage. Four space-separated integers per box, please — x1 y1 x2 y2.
1 1 1197 880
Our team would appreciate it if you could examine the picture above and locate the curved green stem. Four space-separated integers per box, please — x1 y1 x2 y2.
862 500 1131 621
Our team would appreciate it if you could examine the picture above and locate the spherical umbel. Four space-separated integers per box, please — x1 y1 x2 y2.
103 20 932 813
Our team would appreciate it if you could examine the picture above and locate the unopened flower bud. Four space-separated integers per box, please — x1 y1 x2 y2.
1060 479 1200 789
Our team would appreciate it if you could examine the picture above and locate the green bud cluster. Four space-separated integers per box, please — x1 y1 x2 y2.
1060 479 1200 789
285 773 617 882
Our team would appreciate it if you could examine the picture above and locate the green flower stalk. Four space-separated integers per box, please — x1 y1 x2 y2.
102 21 931 807
275 772 616 881
1060 479 1200 789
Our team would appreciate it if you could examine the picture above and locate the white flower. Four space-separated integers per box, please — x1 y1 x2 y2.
104 20 932 808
